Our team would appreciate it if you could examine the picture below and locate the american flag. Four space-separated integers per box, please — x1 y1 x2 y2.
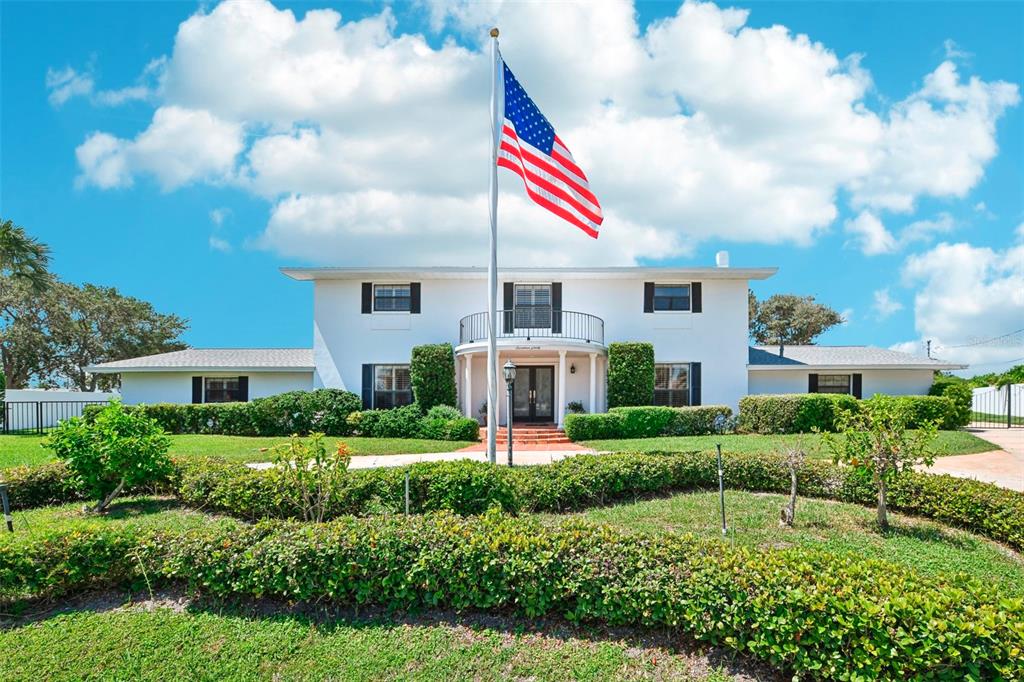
497 59 603 239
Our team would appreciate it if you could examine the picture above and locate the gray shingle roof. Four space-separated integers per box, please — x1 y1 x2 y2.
748 345 965 370
88 348 314 373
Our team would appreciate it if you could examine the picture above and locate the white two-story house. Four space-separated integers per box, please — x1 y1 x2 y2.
89 257 962 424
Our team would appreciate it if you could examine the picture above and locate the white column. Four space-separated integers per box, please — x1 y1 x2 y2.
463 356 473 418
557 350 567 426
495 352 503 426
589 352 597 414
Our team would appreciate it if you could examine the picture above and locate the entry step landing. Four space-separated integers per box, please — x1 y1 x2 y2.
477 424 573 445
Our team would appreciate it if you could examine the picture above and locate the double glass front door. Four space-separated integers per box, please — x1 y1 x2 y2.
512 366 554 423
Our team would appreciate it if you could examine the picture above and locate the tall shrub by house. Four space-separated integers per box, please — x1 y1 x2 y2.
607 342 654 408
410 343 457 412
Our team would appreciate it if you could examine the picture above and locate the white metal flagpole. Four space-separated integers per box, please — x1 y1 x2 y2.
486 27 502 465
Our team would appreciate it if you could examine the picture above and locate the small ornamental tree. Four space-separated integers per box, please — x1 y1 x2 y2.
268 433 351 522
43 400 171 513
410 343 457 413
822 395 938 530
778 436 806 527
607 342 654 408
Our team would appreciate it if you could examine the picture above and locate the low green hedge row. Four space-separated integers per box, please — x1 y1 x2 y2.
82 389 364 437
563 405 732 441
2 514 1021 679
346 404 479 441
737 393 967 433
6 452 1022 551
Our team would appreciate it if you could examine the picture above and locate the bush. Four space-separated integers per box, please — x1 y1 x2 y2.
348 404 478 442
3 515 1021 679
409 343 457 413
563 405 733 441
738 393 860 433
44 401 172 512
894 394 965 429
606 342 654 408
82 389 363 437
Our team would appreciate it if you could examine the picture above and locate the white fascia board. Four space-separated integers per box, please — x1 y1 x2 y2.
86 366 316 374
747 363 966 371
281 266 778 282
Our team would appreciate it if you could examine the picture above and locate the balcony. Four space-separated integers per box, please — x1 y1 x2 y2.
458 308 604 346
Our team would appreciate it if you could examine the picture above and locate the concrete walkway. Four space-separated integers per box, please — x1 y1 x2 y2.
248 448 595 471
917 428 1023 492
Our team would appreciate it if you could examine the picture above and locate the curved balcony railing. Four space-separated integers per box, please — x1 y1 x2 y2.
459 308 604 345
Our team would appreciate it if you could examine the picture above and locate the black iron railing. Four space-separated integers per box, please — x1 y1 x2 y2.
2 401 109 435
970 384 1023 429
459 309 604 345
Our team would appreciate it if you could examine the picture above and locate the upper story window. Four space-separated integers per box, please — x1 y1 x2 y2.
374 364 413 408
204 377 243 403
514 283 552 328
374 284 411 312
654 284 690 311
817 374 851 395
654 363 689 407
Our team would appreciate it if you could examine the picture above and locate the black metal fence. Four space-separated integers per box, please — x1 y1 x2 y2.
2 401 109 435
459 309 605 345
970 385 1024 429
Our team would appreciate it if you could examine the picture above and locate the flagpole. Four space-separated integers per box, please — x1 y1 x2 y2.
486 27 502 465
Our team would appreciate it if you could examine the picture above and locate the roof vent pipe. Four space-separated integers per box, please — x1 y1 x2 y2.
715 250 729 268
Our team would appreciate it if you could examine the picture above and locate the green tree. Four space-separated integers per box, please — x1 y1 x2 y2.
44 400 172 513
822 395 938 530
0 277 55 387
0 217 51 293
749 292 843 347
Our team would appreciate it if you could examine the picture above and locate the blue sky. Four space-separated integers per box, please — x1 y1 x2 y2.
2 0 1021 372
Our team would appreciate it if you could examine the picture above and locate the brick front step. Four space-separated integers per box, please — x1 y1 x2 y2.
477 425 572 445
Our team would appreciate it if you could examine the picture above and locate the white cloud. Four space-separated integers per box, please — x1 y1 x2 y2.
76 106 243 191
871 288 903 320
209 207 231 227
844 210 897 255
46 66 95 107
901 212 955 245
896 241 1024 368
67 0 1019 265
209 235 232 252
46 59 162 108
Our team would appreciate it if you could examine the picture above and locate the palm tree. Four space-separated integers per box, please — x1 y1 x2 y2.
0 218 51 292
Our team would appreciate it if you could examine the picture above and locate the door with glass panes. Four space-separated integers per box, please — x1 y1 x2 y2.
512 366 554 423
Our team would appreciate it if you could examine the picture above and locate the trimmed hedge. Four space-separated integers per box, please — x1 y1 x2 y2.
929 381 972 428
82 389 363 437
606 342 654 408
410 343 457 412
563 405 732 441
347 404 478 441
2 514 1021 679
738 393 859 433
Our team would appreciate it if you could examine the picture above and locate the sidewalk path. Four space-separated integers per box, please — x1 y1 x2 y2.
248 447 595 471
916 428 1023 492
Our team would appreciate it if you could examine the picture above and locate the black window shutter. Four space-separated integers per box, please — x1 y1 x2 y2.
503 282 514 332
551 282 562 333
191 376 203 404
690 362 702 406
691 282 702 313
362 364 374 409
410 282 421 314
643 282 654 313
852 373 863 399
238 376 249 402
361 283 373 314
808 373 819 393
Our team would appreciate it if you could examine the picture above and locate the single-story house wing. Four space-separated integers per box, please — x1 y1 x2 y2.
747 345 966 398
87 348 314 404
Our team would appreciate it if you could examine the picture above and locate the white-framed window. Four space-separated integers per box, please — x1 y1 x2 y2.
374 284 411 312
204 377 243 403
514 283 552 328
654 363 690 407
817 374 851 395
374 365 412 408
653 284 690 311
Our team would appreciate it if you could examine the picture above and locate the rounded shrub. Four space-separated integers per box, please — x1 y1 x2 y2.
606 342 654 408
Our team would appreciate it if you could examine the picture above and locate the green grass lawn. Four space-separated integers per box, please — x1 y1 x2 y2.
0 434 476 469
557 490 1024 595
0 604 740 681
583 430 1000 458
971 411 1024 426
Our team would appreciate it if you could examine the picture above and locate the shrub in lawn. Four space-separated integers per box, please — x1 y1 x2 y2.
0 369 5 430
563 412 624 441
267 434 351 522
3 514 1021 679
891 394 961 429
409 343 457 412
933 381 972 428
418 405 479 441
563 405 732 441
738 393 860 434
606 342 654 408
43 400 172 513
348 404 477 441
823 395 938 530
0 462 86 509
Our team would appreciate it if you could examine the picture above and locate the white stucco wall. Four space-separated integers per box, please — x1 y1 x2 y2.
312 275 751 412
747 368 937 397
118 371 314 405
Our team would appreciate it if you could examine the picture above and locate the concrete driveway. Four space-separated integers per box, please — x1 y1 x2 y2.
918 428 1024 492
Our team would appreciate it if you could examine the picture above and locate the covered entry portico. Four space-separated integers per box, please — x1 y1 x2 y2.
456 342 607 427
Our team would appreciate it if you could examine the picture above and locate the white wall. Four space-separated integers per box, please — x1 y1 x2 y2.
313 276 751 411
119 371 313 405
748 369 937 397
